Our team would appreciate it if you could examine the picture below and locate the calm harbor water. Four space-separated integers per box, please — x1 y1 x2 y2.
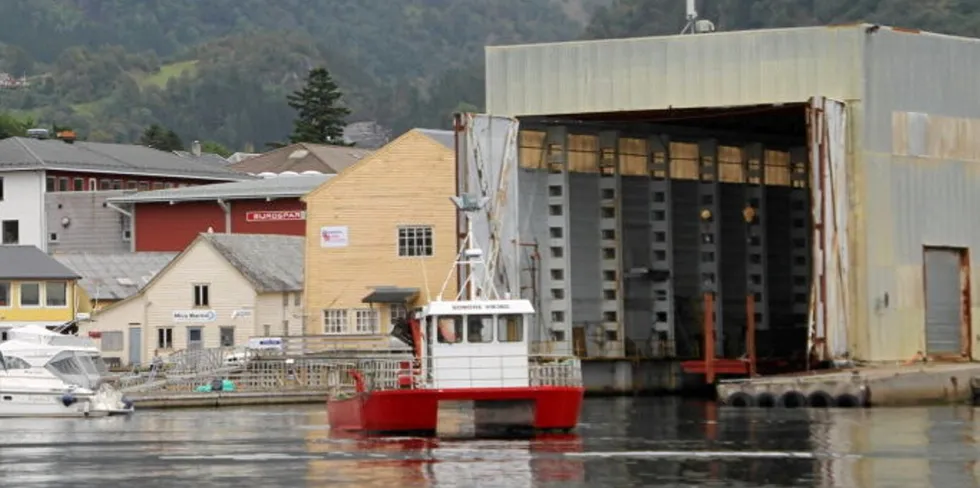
1 397 979 487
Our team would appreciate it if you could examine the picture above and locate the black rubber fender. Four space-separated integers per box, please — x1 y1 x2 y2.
778 391 807 408
726 392 755 407
806 390 835 408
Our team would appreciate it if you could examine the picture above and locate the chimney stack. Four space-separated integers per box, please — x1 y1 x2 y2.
191 140 202 157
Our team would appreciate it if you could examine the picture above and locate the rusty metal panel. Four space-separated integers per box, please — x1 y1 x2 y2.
486 26 865 116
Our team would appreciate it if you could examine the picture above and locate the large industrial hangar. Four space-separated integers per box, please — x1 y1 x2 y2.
471 23 980 372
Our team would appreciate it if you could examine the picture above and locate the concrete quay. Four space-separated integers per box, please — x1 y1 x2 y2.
129 390 327 409
716 362 980 408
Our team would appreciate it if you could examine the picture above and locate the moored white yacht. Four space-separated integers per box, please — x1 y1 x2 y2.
0 325 134 417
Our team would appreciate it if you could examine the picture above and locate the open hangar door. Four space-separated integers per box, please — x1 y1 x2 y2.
510 99 840 374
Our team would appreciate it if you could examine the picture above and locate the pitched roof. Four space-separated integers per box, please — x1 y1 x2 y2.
173 150 232 167
108 174 332 204
52 252 177 300
227 142 372 175
0 246 82 280
201 233 304 293
0 137 253 181
415 129 454 149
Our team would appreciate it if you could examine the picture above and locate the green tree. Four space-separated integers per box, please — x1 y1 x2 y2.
287 67 352 146
140 124 184 151
0 112 31 139
201 140 232 157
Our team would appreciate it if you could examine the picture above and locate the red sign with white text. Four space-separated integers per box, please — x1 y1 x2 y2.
245 210 305 222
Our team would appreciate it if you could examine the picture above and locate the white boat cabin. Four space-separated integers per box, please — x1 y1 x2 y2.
419 298 534 389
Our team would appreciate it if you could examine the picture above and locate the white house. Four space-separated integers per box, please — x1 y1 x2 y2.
0 134 250 253
85 233 304 366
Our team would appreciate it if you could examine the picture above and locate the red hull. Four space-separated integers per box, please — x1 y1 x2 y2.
327 386 584 434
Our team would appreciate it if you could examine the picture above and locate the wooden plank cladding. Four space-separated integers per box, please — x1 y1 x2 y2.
518 130 794 186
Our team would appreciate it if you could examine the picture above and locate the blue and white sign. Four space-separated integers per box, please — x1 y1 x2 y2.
172 310 217 323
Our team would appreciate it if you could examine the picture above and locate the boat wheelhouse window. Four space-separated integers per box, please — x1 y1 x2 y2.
436 316 463 344
466 315 494 343
497 314 524 343
1 355 31 369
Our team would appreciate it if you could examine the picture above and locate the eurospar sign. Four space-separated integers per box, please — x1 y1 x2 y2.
245 210 306 222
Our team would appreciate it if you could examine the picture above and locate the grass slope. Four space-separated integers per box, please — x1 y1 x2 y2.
69 60 199 116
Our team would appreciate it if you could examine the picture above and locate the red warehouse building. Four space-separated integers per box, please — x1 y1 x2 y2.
107 174 332 252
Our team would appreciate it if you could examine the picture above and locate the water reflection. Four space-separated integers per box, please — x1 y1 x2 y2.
0 399 979 486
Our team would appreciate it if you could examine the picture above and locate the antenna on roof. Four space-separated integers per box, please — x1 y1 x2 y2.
681 0 715 34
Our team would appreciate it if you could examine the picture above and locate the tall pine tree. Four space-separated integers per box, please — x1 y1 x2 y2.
287 68 352 146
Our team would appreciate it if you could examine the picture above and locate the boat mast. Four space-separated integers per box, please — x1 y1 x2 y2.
438 193 497 301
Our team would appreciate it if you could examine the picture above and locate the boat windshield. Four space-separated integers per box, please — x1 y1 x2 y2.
44 351 102 389
86 353 109 375
0 355 31 370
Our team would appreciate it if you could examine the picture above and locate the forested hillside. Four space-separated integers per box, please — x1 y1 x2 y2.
0 0 974 151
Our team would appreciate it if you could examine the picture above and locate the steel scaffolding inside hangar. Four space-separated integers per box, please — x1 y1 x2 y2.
512 104 813 374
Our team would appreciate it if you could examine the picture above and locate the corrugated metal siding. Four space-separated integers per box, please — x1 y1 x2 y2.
486 26 864 116
860 152 980 361
861 29 980 361
864 29 980 153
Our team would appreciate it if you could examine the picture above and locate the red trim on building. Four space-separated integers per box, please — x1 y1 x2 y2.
133 198 306 252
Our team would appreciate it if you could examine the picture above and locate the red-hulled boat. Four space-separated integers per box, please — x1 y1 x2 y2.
327 194 585 436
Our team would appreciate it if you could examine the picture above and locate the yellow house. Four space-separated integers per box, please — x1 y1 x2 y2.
0 245 81 340
302 128 458 346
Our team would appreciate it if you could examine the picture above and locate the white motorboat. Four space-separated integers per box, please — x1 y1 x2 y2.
0 325 134 417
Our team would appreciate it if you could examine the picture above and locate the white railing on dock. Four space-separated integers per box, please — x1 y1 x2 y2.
249 335 412 357
116 354 582 396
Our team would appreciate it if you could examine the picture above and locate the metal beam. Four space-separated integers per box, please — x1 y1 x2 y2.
598 131 624 357
789 147 810 343
543 126 572 353
648 134 674 357
697 139 723 354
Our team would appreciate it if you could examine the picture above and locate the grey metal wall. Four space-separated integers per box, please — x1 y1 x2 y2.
923 248 962 355
859 28 980 361
46 191 131 253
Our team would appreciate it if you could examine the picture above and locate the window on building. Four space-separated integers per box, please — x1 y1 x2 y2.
1 220 18 245
138 182 149 191
354 309 379 334
72 178 84 191
293 293 300 306
126 181 138 190
49 232 58 242
122 216 132 241
0 282 9 307
193 284 209 307
282 292 288 306
18 283 40 307
397 225 433 257
99 179 111 190
88 178 96 191
101 331 124 351
498 315 524 343
263 324 271 336
46 176 56 192
219 327 235 347
58 177 69 191
45 282 67 307
165 182 175 189
0 176 4 201
157 327 173 349
112 180 123 190
152 182 164 190
390 304 408 324
323 309 348 334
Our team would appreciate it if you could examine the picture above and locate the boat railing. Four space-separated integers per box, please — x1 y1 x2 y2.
326 354 584 393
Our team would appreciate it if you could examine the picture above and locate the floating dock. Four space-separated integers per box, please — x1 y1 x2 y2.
129 391 327 409
716 363 980 408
